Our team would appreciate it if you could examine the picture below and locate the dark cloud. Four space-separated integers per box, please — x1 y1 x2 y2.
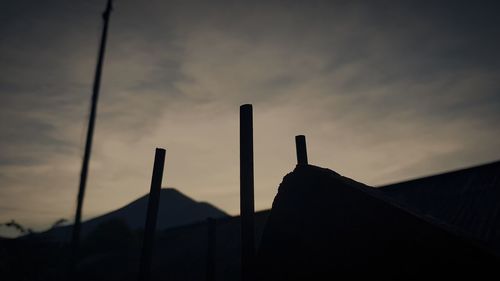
1 0 499 236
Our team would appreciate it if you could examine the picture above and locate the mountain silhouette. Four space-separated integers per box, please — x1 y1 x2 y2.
36 188 228 241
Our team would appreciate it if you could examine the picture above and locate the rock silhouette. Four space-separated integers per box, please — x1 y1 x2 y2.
257 165 499 280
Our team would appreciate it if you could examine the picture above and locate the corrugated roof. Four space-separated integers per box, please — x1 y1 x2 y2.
380 160 500 255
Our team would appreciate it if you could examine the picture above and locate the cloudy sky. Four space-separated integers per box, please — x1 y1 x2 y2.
1 0 499 237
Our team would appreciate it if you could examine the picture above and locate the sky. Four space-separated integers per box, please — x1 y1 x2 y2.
1 0 500 237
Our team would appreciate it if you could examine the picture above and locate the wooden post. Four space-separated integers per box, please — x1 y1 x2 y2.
240 104 255 281
295 135 308 165
138 148 166 281
206 218 216 281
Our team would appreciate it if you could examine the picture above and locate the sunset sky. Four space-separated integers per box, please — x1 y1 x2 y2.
1 0 499 237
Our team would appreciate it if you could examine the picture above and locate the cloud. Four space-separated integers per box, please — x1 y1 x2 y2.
1 0 499 236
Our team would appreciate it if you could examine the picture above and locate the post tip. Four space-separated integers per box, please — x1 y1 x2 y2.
240 104 253 110
295 135 308 165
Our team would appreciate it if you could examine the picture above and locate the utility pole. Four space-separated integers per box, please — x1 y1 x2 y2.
70 0 113 272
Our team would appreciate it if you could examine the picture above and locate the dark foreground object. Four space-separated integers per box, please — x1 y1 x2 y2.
381 161 500 255
2 162 499 280
139 148 166 281
240 104 255 281
257 165 500 281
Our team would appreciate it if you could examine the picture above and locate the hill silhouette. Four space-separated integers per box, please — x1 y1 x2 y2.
35 188 228 241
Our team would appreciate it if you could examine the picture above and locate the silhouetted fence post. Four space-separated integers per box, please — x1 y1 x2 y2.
138 148 166 281
206 218 216 281
240 104 255 281
295 135 308 165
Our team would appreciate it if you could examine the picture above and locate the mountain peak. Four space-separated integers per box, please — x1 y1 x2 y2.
38 188 229 241
160 187 182 194
99 188 228 230
159 187 194 200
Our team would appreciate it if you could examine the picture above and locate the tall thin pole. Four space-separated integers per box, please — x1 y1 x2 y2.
138 148 166 281
240 104 255 281
71 0 113 266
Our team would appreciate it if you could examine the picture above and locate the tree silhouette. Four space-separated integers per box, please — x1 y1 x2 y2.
50 218 68 229
0 219 27 234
